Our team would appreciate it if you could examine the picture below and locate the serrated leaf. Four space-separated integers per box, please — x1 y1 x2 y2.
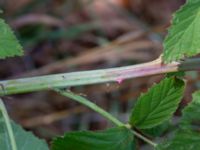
129 77 185 129
157 91 200 150
51 127 134 150
0 121 49 150
0 98 49 150
180 90 200 129
163 0 200 63
0 18 23 59
156 130 200 150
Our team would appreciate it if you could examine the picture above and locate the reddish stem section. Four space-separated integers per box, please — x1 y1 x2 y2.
0 57 199 96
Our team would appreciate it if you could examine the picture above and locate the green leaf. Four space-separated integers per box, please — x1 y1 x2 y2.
0 99 17 150
129 77 185 129
163 0 200 63
0 121 49 150
141 121 170 137
51 127 134 150
156 130 200 150
157 91 200 150
180 90 200 129
0 98 49 150
0 18 23 59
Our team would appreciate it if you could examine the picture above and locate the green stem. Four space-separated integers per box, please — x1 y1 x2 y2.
131 129 157 147
55 89 157 147
1 57 199 96
0 98 17 150
55 89 124 126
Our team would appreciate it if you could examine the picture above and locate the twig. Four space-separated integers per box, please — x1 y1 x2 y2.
0 57 200 96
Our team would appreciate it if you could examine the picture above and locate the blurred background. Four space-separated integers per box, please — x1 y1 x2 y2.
0 0 199 148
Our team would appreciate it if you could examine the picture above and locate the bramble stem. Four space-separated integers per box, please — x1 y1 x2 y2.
55 89 124 126
0 57 200 96
55 89 157 147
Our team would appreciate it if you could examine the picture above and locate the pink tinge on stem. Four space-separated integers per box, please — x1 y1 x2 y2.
116 78 123 84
